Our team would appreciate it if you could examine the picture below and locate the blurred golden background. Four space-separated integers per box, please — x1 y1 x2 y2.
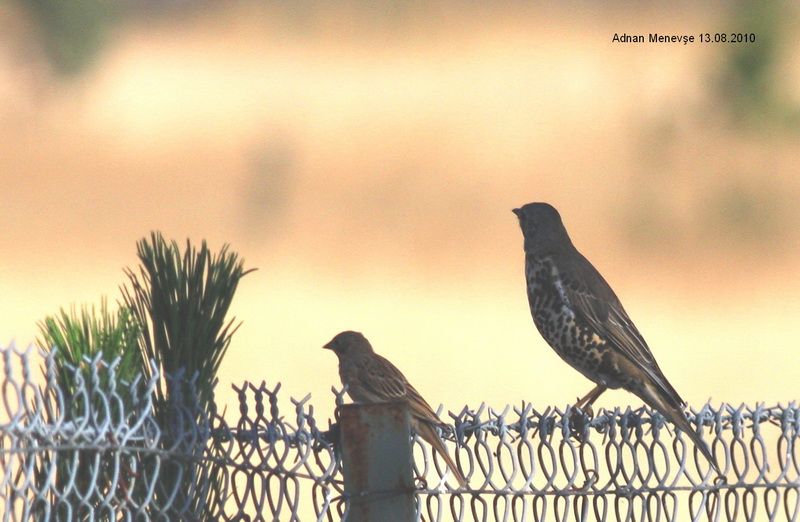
1 2 799 421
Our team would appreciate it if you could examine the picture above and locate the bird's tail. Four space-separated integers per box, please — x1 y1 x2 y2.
637 381 722 476
416 421 467 487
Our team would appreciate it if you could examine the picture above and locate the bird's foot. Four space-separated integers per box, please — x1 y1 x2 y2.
573 397 594 418
568 403 593 442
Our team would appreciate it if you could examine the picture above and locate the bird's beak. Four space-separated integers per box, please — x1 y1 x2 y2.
512 208 521 217
322 342 333 350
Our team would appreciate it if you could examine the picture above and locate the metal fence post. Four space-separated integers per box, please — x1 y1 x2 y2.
339 401 415 522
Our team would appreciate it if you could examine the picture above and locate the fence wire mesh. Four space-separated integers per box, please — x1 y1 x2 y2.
1 345 798 521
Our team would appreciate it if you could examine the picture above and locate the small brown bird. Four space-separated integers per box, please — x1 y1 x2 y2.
513 202 721 474
324 331 467 487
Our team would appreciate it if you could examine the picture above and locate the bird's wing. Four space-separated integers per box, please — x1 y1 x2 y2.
558 252 684 404
404 382 446 427
359 355 444 426
545 254 715 471
357 354 410 401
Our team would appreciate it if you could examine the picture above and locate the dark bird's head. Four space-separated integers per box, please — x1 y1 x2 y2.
512 202 572 252
323 330 374 359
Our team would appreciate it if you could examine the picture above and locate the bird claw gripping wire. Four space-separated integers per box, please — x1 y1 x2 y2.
567 404 593 443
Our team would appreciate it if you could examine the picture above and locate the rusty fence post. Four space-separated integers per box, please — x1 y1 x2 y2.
339 401 415 522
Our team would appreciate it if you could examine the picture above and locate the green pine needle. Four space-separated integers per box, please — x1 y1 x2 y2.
36 298 144 393
120 231 254 520
121 232 255 410
35 298 145 520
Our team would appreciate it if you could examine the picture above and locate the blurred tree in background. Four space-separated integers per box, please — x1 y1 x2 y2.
20 0 116 76
16 0 209 76
715 0 799 128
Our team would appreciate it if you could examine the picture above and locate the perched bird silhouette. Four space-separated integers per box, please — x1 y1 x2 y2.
324 330 467 487
513 202 721 474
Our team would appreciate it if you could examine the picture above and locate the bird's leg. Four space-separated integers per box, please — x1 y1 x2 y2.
574 385 607 417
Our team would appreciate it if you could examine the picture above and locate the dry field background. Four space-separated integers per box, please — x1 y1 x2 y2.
1 2 799 421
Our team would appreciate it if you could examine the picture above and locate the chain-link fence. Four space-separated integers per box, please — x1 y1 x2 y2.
1 345 798 521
